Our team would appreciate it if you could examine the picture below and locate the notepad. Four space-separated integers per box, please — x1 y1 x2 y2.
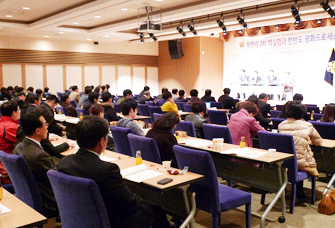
179 139 213 147
100 155 117 162
0 203 12 214
65 118 80 124
221 147 267 158
120 164 163 183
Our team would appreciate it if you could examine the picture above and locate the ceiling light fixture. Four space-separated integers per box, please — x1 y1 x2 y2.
59 32 65 34
188 23 197 36
6 15 12 18
121 8 128 11
94 16 101 18
22 7 30 10
291 6 302 25
321 1 335 18
87 38 91 41
217 19 227 35
104 35 110 38
176 26 186 37
275 24 280 28
73 22 79 25
149 33 157 41
237 11 248 29
44 36 49 38
316 19 323 24
140 33 144 43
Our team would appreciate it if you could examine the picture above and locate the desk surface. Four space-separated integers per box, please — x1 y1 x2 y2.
0 189 47 228
321 139 335 148
179 137 293 164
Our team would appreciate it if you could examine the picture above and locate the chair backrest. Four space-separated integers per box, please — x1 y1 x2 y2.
207 109 228 125
309 121 335 140
270 110 281 118
153 113 163 121
47 170 110 228
228 113 232 119
145 101 155 106
113 103 121 113
127 134 162 163
137 104 150 117
75 108 88 117
183 103 192 112
56 106 67 115
0 151 44 214
306 106 320 113
258 131 298 182
109 126 133 156
173 145 220 214
69 100 77 108
172 121 197 137
276 104 283 111
175 102 185 111
65 89 71 95
209 102 223 109
271 117 286 129
202 124 233 144
148 106 163 122
312 113 323 121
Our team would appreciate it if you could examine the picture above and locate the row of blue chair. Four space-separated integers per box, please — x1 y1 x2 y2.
270 110 323 121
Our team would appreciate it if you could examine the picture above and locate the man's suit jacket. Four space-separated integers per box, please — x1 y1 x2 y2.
40 103 63 135
58 149 149 228
218 95 236 109
61 103 78 117
258 100 271 118
13 138 57 212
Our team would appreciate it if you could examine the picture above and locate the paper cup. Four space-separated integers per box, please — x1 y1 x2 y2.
162 161 171 170
268 148 276 157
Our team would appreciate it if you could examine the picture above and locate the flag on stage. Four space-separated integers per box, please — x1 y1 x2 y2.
325 47 335 86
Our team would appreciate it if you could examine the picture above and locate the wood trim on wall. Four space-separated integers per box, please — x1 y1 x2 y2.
43 65 47 89
115 66 118 95
145 66 148 85
99 65 102 86
21 64 26 89
130 66 133 92
63 65 66 92
0 64 3 88
81 65 85 92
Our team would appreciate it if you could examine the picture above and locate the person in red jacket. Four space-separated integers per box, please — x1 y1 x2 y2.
0 100 21 184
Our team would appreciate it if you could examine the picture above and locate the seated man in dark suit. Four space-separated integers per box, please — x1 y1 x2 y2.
57 115 169 228
13 113 58 215
201 89 215 102
218 88 236 109
258 93 271 118
60 93 78 117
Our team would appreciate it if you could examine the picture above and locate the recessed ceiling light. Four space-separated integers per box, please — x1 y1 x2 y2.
6 15 12 18
104 35 110 37
155 0 164 2
121 8 128 11
22 7 30 10
94 16 101 18
59 32 65 34
87 38 91 41
0 27 2 29
44 36 49 38
73 22 79 25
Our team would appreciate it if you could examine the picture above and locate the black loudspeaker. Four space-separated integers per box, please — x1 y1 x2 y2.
168 40 184 59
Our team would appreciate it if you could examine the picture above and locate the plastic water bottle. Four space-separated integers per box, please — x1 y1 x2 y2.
136 150 142 165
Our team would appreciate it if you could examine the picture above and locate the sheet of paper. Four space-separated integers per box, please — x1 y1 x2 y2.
123 170 163 183
100 155 117 162
179 139 213 147
65 118 80 124
120 164 147 177
0 203 12 214
221 148 267 158
54 114 66 121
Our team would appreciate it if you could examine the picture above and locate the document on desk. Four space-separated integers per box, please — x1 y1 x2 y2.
65 118 80 124
179 139 213 147
120 164 163 183
54 114 66 121
100 155 117 162
0 203 12 214
221 148 267 158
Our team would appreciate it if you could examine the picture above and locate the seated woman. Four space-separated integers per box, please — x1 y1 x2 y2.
185 100 208 138
278 101 292 119
160 91 178 114
278 101 322 177
228 101 265 147
146 112 180 168
320 103 335 122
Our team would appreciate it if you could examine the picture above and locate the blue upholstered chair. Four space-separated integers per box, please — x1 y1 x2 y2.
65 89 71 95
306 106 320 113
55 106 67 115
276 105 283 111
109 126 133 156
173 145 251 228
137 104 151 125
113 103 121 113
175 102 185 111
69 100 77 108
153 113 163 121
208 110 228 125
228 113 232 120
114 97 120 103
127 134 161 163
312 113 323 121
271 117 286 129
202 124 233 144
47 170 110 228
309 121 335 140
270 110 281 118
183 103 192 112
148 106 163 122
145 101 155 106
0 151 57 219
258 131 316 214
209 102 223 109
172 121 197 137
75 108 88 117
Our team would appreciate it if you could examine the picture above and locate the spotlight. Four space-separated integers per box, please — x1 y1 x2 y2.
217 19 228 35
237 16 248 29
149 33 157 41
188 24 197 35
176 27 186 37
238 29 243 34
140 33 144 44
275 24 280 28
321 2 335 18
316 19 323 24
291 6 302 25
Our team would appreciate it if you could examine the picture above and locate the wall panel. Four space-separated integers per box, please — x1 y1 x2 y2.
84 66 99 88
2 64 22 87
66 65 82 89
147 67 159 96
25 65 43 90
46 65 63 94
117 66 131 95
132 67 146 95
102 66 116 94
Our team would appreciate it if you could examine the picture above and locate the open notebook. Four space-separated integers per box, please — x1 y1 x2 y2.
120 164 163 183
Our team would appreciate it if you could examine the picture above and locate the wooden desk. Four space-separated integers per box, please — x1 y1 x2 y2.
310 139 335 174
54 114 77 122
178 137 293 228
0 189 47 228
321 139 335 148
178 111 193 116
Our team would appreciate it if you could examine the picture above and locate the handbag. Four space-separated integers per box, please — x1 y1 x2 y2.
317 186 335 215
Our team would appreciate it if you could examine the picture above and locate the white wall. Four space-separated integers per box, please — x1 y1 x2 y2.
46 65 63 94
117 66 131 95
66 65 82 90
147 67 159 96
25 65 43 90
2 64 21 87
84 66 99 88
102 66 116 94
133 67 146 95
